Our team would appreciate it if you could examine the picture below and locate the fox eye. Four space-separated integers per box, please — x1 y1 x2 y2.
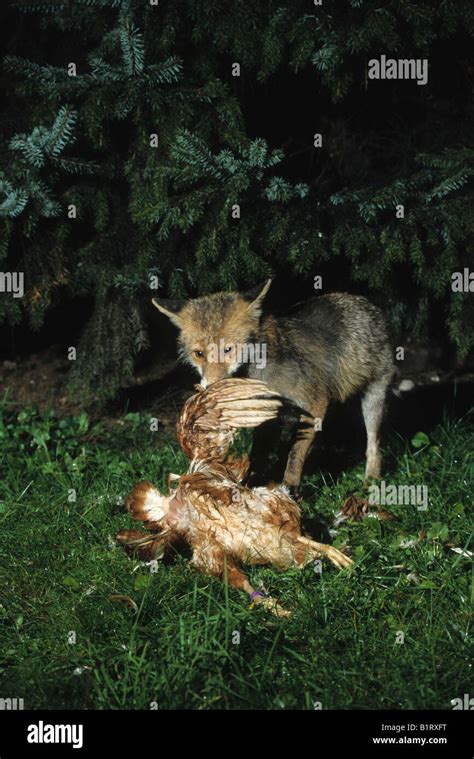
223 345 233 354
194 350 204 359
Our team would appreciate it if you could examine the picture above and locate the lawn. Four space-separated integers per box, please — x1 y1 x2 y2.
0 405 471 710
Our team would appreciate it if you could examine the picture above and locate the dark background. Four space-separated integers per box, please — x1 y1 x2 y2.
0 0 473 413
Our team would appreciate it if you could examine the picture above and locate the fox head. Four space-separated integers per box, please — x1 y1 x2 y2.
152 280 271 387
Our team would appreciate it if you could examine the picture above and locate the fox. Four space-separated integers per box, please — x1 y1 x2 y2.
152 280 394 493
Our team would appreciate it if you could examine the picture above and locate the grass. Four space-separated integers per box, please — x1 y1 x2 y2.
0 405 472 710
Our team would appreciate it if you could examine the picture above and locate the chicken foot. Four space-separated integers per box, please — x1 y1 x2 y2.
296 535 353 570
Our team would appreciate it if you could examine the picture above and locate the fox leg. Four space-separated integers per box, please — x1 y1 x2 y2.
361 372 392 485
296 535 353 570
283 398 328 492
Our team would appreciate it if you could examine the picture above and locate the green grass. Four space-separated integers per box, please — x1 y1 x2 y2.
0 406 472 710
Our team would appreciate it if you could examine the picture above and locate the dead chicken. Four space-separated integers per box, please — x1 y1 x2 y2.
117 379 352 617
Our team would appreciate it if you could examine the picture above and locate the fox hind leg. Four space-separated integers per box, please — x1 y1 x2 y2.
361 371 392 485
283 398 328 493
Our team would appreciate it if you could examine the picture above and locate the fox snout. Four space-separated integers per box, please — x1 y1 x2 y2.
152 280 272 388
193 346 239 388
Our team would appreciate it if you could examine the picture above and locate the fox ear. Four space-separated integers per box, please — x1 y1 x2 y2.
152 298 185 328
245 278 272 317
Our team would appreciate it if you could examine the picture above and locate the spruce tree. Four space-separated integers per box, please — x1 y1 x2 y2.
1 0 473 401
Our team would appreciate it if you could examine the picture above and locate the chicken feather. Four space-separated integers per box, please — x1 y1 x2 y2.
117 378 352 616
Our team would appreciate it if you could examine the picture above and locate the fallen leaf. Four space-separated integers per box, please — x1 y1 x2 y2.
109 594 138 614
